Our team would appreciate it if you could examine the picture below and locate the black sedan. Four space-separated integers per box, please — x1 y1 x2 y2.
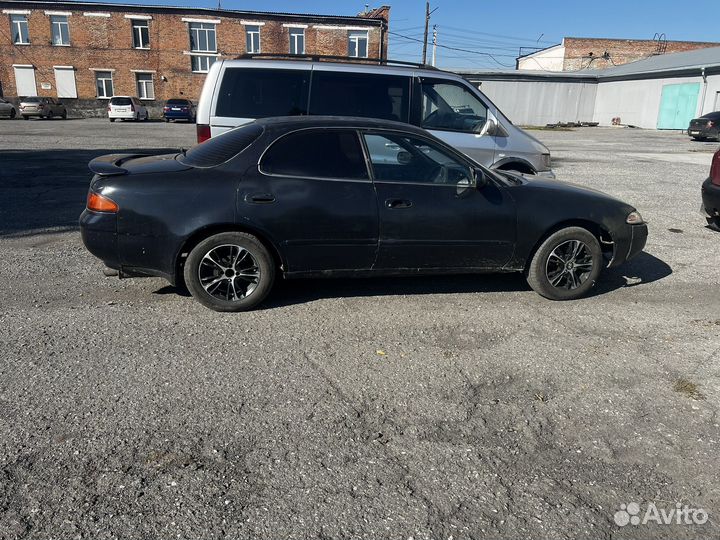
688 111 720 141
80 116 648 311
702 148 720 229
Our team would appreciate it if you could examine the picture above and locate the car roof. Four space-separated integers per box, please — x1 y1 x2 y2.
254 115 431 135
219 58 466 82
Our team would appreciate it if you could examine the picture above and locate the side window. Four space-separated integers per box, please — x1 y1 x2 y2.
363 133 472 185
261 130 369 180
216 68 309 118
420 79 489 133
309 72 410 123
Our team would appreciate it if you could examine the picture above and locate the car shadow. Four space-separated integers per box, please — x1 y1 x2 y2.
150 251 672 308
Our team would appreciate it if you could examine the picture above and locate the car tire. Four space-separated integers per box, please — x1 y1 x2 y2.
22 115 28 120
184 232 276 312
164 117 170 123
526 226 602 301
61 109 67 119
143 112 149 121
47 111 54 120
109 118 115 122
10 109 16 119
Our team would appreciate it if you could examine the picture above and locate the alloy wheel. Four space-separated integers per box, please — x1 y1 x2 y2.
198 244 260 301
545 239 594 290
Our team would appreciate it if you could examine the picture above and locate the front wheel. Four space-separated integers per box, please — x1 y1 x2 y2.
526 227 602 300
109 118 115 123
184 232 275 312
10 109 16 119
22 116 29 120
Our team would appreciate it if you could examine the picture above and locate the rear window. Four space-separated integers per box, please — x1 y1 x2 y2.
110 97 132 106
309 72 410 123
167 99 190 105
260 129 368 180
215 68 310 118
23 97 40 102
178 123 264 167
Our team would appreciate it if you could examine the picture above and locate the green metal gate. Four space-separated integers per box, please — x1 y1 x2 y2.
657 83 701 129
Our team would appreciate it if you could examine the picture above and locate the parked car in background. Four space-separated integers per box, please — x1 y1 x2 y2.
702 148 720 229
688 112 720 141
80 116 647 312
19 97 67 120
107 96 149 122
195 59 555 178
163 99 195 123
0 98 17 119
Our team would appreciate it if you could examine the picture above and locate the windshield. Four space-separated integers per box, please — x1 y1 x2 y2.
23 97 40 102
179 123 264 168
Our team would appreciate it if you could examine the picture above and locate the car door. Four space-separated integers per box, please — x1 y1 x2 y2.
363 130 516 270
0 99 9 116
413 76 498 168
240 128 378 273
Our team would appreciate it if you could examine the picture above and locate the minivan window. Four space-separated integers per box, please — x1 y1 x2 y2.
216 68 310 118
179 123 263 168
309 72 410 123
420 79 489 133
110 97 132 106
261 130 368 180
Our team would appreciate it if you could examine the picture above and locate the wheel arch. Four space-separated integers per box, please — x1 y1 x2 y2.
524 219 613 272
493 157 536 175
174 223 286 287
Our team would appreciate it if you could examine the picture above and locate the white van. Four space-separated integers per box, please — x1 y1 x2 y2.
196 59 554 177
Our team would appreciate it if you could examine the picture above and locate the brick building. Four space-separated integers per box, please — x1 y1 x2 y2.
517 36 720 72
0 0 390 115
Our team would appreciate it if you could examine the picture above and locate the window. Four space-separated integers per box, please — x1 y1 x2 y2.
215 68 310 118
261 130 368 180
363 133 472 185
191 55 215 73
136 73 154 99
246 24 260 53
132 19 149 48
95 71 114 98
289 27 304 55
189 22 216 52
10 14 29 44
309 72 409 122
50 15 70 45
179 123 264 168
420 79 489 133
189 22 217 72
348 30 368 58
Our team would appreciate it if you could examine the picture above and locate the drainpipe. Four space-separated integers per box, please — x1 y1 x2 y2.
699 67 708 116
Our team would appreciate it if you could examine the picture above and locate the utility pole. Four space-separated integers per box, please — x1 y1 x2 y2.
422 2 430 65
421 3 438 65
431 25 437 66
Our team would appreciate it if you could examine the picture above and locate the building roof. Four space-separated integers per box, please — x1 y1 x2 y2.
0 0 388 25
516 43 563 60
457 45 720 83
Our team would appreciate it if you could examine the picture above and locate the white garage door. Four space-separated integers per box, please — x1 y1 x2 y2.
54 67 77 98
13 65 37 96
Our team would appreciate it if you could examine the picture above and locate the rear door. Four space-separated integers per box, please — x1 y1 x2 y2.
413 76 497 167
240 128 378 272
363 130 516 270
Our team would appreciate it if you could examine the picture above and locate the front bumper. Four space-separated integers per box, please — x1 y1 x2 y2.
608 223 648 268
701 177 720 218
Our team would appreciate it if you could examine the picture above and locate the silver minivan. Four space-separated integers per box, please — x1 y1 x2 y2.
196 59 554 177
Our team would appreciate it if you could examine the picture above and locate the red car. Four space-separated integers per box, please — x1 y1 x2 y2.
702 148 720 229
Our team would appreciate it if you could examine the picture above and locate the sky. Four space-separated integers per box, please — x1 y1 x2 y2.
86 0 720 69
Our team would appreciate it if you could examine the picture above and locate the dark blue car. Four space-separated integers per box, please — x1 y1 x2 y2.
162 99 195 123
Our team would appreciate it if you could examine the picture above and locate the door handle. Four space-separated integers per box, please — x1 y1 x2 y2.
244 192 276 204
385 198 413 209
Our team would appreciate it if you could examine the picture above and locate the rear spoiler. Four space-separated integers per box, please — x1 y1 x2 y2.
88 153 147 176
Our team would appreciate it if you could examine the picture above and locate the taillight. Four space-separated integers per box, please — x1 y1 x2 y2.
711 149 720 186
163 106 170 112
107 105 111 112
197 124 211 143
87 191 119 213
130 104 135 112
708 121 715 128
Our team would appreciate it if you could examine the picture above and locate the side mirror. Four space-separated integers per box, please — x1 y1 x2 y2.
477 118 497 137
473 167 488 188
396 150 413 165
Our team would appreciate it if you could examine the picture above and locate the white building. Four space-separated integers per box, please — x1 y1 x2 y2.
458 46 720 129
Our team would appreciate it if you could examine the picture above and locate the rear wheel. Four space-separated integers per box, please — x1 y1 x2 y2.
22 115 29 120
109 118 115 122
526 227 602 300
10 109 16 119
61 109 67 119
184 232 275 312
164 117 170 123
47 111 54 120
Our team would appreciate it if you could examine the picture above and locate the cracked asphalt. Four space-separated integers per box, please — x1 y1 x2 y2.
0 118 719 539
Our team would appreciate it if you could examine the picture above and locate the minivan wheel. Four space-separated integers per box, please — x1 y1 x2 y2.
526 227 602 301
184 232 275 312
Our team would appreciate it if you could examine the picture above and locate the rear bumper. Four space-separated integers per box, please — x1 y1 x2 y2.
608 223 648 268
688 127 719 139
80 209 120 268
108 112 137 119
702 177 720 217
163 111 193 119
20 110 45 117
